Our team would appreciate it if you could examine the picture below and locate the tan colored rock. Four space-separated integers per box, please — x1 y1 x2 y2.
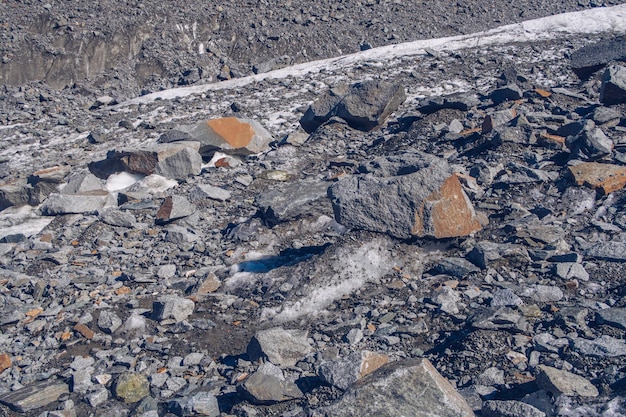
359 351 389 379
569 162 626 194
0 353 11 374
537 365 598 397
194 271 222 294
185 117 273 155
73 323 95 340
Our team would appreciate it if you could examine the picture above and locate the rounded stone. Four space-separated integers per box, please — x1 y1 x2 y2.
114 373 150 404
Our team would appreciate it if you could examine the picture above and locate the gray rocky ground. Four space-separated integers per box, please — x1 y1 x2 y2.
2 1 626 417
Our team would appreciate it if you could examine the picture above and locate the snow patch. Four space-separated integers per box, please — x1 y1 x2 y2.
105 172 145 192
0 205 53 239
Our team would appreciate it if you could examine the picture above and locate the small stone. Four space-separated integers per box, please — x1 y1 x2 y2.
114 373 150 404
474 367 505 386
586 242 626 261
168 391 219 416
554 262 589 281
152 296 195 323
567 127 613 161
247 327 312 367
157 264 177 280
491 289 523 307
536 365 598 397
601 64 626 105
156 195 196 223
482 400 546 417
193 272 221 294
490 84 523 104
345 328 363 345
256 180 331 227
238 371 303 405
97 310 122 334
189 184 231 202
100 208 137 228
73 323 95 339
87 387 108 407
526 285 563 303
597 308 626 330
0 353 11 374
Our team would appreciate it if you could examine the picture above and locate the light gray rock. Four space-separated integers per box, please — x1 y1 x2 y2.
247 327 312 367
474 367 505 386
62 172 105 194
526 285 563 303
97 310 123 334
482 400 546 417
329 152 480 239
554 263 589 281
468 241 530 269
168 391 219 416
536 365 598 397
586 242 626 261
601 64 626 105
0 181 31 210
156 195 196 223
597 308 626 330
40 192 114 215
255 180 331 227
153 296 195 323
100 208 137 228
238 371 303 404
469 307 528 332
312 359 475 417
189 184 231 202
87 387 109 407
572 335 626 357
568 127 613 161
319 351 389 390
491 289 523 307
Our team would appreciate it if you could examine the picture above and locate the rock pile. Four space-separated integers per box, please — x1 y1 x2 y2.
1 24 626 417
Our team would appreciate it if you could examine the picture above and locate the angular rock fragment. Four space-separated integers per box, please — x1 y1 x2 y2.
165 117 273 155
482 400 546 417
238 370 303 404
152 296 195 323
570 36 626 78
189 184 231 202
300 80 405 132
469 307 528 332
40 191 114 215
586 241 626 261
168 391 219 416
247 327 312 366
114 373 150 404
100 208 137 228
0 180 31 211
312 359 475 417
490 84 523 104
601 64 626 105
156 195 196 223
536 365 598 397
319 350 389 390
416 92 480 114
0 353 11 374
255 180 331 226
62 172 105 194
0 379 69 412
567 127 613 160
572 335 626 357
329 152 481 239
467 241 530 269
569 162 626 194
597 308 626 330
97 310 122 334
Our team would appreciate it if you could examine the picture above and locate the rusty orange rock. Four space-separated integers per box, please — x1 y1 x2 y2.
187 117 273 155
207 118 255 148
0 353 11 374
569 162 626 194
359 351 389 379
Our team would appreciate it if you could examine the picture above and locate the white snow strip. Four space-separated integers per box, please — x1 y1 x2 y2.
0 205 53 239
117 5 626 107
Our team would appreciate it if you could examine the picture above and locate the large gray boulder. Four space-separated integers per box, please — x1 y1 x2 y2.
570 36 626 79
300 80 405 132
255 180 331 226
601 64 626 105
312 358 475 417
329 152 481 239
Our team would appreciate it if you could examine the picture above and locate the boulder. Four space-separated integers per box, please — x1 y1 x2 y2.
569 162 626 194
165 117 273 155
312 358 475 417
156 195 196 223
238 370 303 405
40 191 114 215
300 80 405 132
152 296 195 323
536 365 598 397
329 152 481 239
114 373 150 404
247 327 312 367
570 36 626 79
255 180 331 226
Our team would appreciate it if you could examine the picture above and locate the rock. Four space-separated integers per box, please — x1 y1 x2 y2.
553 262 589 281
156 195 196 223
319 350 389 390
569 162 626 194
40 191 114 215
100 208 137 227
0 181 32 210
525 285 563 303
312 358 475 417
597 308 626 330
490 84 523 104
238 370 303 404
73 323 95 339
432 286 461 314
474 367 505 386
255 180 331 226
168 391 220 416
62 172 106 194
536 365 598 397
300 85 349 132
189 184 231 202
0 353 11 374
600 64 626 105
572 335 626 357
586 242 626 261
570 36 626 78
87 387 108 407
169 117 273 155
152 296 195 323
329 152 481 239
469 307 528 332
467 241 530 269
114 373 150 404
491 289 523 307
567 127 613 161
482 400 546 417
433 257 480 278
97 310 123 334
0 379 70 412
247 327 312 367
416 92 481 114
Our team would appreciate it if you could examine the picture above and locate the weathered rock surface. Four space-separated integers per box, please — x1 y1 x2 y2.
536 365 599 397
319 350 389 390
255 180 331 226
247 327 312 367
329 152 481 239
0 379 69 412
114 373 150 404
600 64 626 105
312 359 475 417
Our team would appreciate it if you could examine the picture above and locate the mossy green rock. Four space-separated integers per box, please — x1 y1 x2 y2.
114 373 149 404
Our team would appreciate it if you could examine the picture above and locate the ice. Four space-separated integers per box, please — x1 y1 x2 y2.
105 172 145 192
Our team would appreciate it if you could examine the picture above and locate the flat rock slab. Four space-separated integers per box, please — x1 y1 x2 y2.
40 191 114 215
329 152 481 239
601 64 626 105
586 242 626 261
255 180 331 226
597 308 626 330
0 379 69 412
238 371 303 404
312 358 475 417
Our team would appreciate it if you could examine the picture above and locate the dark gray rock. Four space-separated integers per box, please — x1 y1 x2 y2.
601 64 626 105
572 335 626 357
570 36 626 78
469 307 528 332
416 92 481 114
300 80 405 132
0 379 70 412
597 308 626 330
467 242 530 269
433 257 480 278
312 359 475 417
255 180 331 226
490 84 523 104
567 126 613 161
